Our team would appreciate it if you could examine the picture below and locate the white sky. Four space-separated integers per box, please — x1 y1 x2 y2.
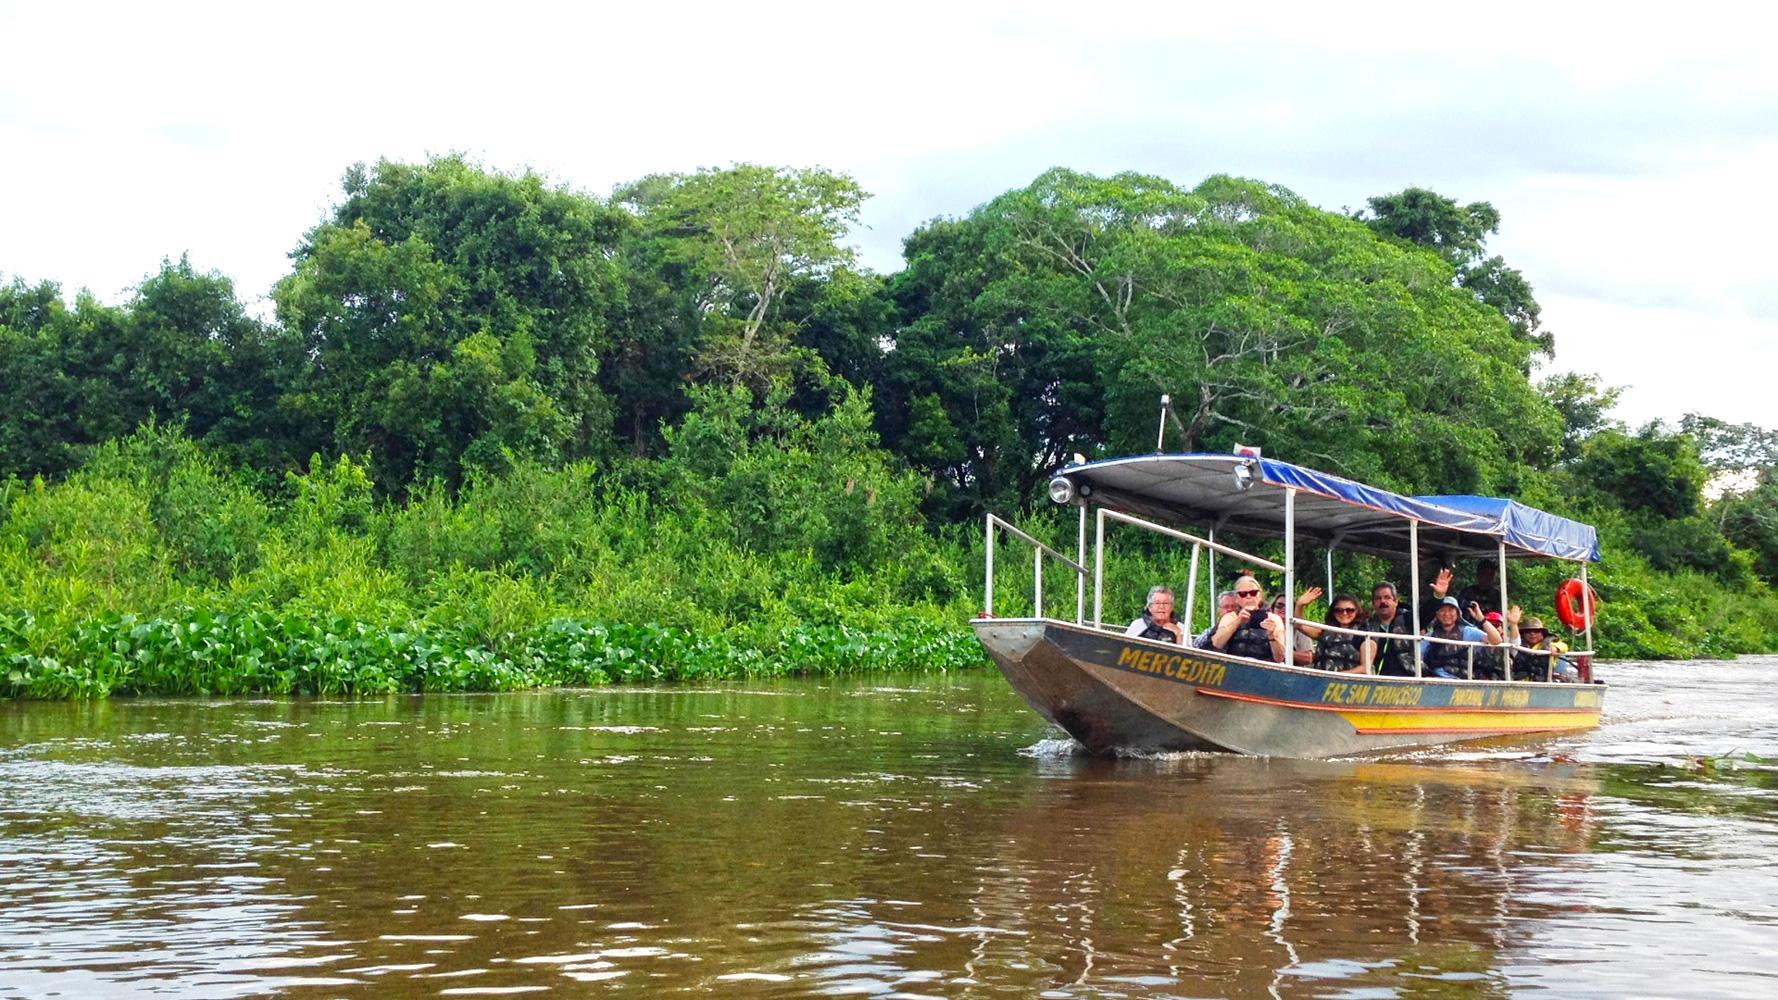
2 1 1773 429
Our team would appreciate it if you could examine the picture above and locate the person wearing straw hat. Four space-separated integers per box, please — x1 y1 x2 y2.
1505 606 1579 682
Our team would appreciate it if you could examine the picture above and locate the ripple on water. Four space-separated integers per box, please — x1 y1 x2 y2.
2 663 1778 998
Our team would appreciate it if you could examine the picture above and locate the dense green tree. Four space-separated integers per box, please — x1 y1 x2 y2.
615 164 867 389
878 169 1561 516
1358 187 1550 356
1572 424 1707 520
274 156 623 488
660 378 925 576
1719 473 1778 583
598 218 705 456
0 262 283 478
1539 371 1624 463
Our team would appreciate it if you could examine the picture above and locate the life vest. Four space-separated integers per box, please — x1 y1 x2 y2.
1222 620 1277 661
1133 614 1180 644
1512 640 1561 681
1423 624 1475 676
1367 614 1418 676
1313 631 1365 672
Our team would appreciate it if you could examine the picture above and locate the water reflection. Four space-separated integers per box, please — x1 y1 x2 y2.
0 659 1775 997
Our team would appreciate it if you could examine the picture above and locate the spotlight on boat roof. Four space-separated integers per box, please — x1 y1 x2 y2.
1232 459 1256 492
1048 476 1079 505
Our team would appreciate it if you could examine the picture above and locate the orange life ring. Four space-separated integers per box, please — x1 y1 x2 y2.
1555 579 1599 631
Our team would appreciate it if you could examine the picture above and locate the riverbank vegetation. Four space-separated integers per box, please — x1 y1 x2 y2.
4 158 1776 697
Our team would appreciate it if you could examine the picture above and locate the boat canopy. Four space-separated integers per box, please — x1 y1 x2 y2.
1054 454 1600 563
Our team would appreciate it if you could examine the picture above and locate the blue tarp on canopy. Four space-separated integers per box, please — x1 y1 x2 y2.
1052 454 1601 563
1257 460 1498 536
1414 495 1600 563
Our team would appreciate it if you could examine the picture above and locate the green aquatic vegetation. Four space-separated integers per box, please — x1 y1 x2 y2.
0 609 988 699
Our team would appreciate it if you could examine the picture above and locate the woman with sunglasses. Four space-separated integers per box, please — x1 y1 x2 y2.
1209 574 1286 662
1293 593 1376 674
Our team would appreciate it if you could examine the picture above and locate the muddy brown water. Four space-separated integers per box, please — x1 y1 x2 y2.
3 657 1777 999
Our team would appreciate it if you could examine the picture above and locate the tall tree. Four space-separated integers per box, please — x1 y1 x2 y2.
1539 371 1624 464
0 262 284 478
1358 187 1551 357
878 169 1561 517
274 156 623 488
615 164 867 389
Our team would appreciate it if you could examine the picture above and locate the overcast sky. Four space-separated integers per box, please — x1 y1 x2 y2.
2 1 1772 428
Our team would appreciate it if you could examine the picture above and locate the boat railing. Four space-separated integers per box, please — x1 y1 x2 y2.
1290 617 1594 682
1094 508 1285 633
983 514 1089 620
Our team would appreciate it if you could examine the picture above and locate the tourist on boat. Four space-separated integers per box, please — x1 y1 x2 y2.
1453 562 1503 626
1474 611 1511 680
1292 593 1376 674
1366 581 1420 677
1209 574 1286 662
1505 608 1579 682
1125 585 1186 644
1192 591 1238 648
1279 591 1317 665
1420 596 1503 678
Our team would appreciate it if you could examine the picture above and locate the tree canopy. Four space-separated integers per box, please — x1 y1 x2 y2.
4 156 1775 625
273 156 625 487
1358 187 1550 357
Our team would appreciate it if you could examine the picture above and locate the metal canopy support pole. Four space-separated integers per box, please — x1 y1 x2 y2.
1410 519 1424 677
1582 561 1595 658
1283 489 1297 664
1185 542 1202 637
984 514 994 618
1498 541 1509 628
1208 527 1217 593
1093 507 1107 629
1326 546 1334 601
1077 504 1088 625
1033 546 1043 619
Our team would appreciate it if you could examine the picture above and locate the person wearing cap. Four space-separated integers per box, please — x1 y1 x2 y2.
1420 595 1503 679
1505 606 1578 681
1478 610 1511 680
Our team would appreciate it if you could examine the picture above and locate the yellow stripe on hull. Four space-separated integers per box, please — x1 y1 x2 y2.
1340 710 1600 734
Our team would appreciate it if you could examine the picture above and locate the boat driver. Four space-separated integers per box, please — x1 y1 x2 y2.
1209 574 1286 662
1125 585 1186 644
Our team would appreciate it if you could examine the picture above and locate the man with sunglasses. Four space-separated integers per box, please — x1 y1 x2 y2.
1208 574 1286 662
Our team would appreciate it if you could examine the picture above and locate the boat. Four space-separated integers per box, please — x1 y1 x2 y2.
973 452 1605 758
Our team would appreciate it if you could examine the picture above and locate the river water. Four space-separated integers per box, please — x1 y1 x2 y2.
3 657 1776 999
